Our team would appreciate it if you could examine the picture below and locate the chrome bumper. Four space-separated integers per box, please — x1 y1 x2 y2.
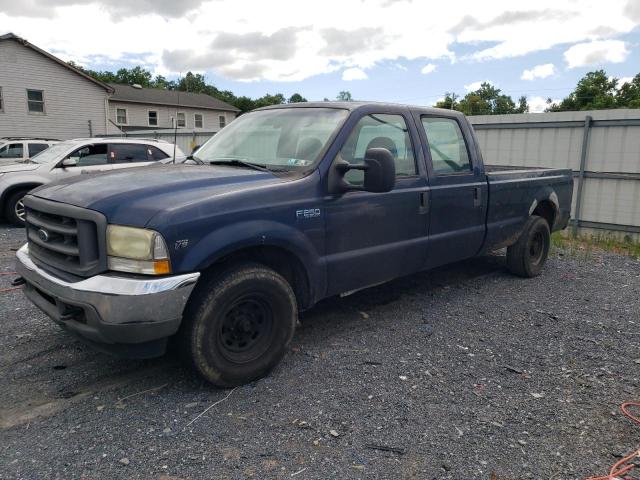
16 244 199 354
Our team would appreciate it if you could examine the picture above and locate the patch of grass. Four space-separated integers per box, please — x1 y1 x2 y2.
551 231 640 259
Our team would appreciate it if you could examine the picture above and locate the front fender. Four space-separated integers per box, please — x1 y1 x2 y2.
176 220 325 297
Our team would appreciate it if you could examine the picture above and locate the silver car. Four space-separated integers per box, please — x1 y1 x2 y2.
0 137 185 225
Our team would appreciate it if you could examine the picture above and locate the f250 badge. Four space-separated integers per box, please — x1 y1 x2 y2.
296 208 321 219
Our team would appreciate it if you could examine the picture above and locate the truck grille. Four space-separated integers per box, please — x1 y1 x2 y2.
24 196 107 278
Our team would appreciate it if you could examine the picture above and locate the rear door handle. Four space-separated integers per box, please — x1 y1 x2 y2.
473 186 482 207
419 192 429 214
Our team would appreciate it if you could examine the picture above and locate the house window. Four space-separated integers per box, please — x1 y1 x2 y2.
177 112 186 128
27 89 45 113
148 110 158 126
194 113 203 129
116 108 128 125
0 87 3 112
219 115 226 128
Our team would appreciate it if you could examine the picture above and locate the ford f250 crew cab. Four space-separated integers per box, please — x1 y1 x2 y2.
16 102 573 387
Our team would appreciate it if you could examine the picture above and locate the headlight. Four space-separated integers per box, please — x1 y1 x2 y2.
106 225 171 275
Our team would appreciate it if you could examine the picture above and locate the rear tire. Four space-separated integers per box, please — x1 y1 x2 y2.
179 262 297 387
506 215 550 278
4 189 30 226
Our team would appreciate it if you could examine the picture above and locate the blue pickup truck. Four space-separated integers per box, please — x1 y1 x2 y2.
16 102 573 387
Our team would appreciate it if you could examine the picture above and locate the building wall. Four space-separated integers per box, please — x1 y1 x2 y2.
0 39 109 139
468 109 640 240
108 101 234 133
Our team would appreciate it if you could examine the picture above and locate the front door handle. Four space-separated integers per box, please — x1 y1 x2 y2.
419 192 429 214
473 186 482 207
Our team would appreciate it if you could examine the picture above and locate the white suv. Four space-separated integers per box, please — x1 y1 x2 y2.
0 138 59 165
0 137 185 225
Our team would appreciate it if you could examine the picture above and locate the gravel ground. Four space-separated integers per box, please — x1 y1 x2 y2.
0 223 638 480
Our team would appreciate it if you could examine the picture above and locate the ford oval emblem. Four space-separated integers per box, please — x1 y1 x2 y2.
37 228 50 243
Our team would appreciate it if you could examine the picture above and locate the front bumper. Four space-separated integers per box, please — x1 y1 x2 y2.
16 244 200 358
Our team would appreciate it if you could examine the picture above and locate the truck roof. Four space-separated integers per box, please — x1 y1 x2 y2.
258 101 465 117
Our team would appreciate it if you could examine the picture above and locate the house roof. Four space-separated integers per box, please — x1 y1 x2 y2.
0 33 114 93
108 83 240 112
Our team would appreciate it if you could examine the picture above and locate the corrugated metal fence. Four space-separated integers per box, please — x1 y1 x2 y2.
469 109 640 240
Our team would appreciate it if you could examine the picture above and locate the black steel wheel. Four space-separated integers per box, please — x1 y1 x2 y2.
179 262 297 387
506 215 551 278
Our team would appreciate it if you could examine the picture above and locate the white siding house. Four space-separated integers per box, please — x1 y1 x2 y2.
107 84 239 134
0 33 112 139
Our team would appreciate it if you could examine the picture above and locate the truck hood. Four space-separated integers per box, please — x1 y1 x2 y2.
30 164 285 225
0 162 41 173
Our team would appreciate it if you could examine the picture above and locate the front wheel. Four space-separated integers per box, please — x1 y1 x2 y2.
5 189 30 226
506 215 551 278
178 263 297 387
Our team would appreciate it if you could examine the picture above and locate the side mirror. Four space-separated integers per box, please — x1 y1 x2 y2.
329 148 396 194
61 157 78 167
362 148 396 193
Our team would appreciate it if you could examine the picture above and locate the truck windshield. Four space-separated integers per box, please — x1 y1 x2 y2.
194 108 349 172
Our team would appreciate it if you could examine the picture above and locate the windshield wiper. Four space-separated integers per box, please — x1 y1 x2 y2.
208 158 287 173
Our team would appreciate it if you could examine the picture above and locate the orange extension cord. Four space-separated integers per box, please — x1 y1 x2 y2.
0 271 21 293
587 402 640 480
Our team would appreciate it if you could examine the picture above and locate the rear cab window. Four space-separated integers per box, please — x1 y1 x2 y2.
420 117 472 174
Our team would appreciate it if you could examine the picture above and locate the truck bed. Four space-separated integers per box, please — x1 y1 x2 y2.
483 165 574 252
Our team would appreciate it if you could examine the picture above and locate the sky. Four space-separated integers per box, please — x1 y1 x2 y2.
1 0 639 112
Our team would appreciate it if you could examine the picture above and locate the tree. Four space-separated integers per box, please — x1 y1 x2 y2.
546 70 617 111
68 63 305 113
434 92 459 110
616 74 640 108
336 91 353 101
439 82 528 116
288 93 307 103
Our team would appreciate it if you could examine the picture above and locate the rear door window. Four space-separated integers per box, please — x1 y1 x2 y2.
28 143 49 157
0 143 24 158
420 117 472 174
109 144 151 163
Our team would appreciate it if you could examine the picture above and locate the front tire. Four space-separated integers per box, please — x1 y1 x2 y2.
506 215 551 278
5 189 30 226
179 263 297 387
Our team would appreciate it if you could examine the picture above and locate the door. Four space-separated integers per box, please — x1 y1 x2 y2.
53 143 113 179
108 143 156 170
323 112 429 296
416 115 487 268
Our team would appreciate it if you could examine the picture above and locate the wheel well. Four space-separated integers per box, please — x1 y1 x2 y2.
204 246 312 310
533 200 556 230
1 184 41 214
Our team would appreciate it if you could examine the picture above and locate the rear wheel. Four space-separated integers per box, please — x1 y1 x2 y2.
5 189 30 226
179 263 297 387
506 215 551 278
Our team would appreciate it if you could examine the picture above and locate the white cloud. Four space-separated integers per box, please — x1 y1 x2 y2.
464 80 491 91
421 63 437 74
528 96 561 113
564 40 630 68
618 76 634 86
0 0 638 82
342 67 368 81
521 63 555 81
